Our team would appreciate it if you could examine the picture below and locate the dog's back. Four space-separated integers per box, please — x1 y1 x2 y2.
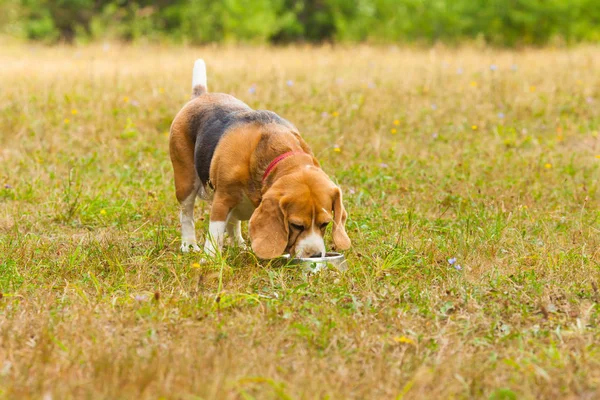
175 59 297 189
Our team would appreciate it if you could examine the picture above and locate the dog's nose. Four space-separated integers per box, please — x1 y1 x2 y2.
310 251 324 258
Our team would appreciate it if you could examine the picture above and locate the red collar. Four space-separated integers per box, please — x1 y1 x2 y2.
262 151 304 183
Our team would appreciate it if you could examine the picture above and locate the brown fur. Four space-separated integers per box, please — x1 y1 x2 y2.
169 110 197 202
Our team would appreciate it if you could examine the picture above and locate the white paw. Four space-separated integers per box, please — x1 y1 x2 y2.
180 241 201 253
203 240 220 258
235 240 248 250
199 241 221 265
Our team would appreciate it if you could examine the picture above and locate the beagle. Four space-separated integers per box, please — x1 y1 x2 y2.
169 59 351 259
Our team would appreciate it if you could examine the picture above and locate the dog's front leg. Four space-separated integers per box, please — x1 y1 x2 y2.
204 220 226 257
203 193 234 257
226 216 247 249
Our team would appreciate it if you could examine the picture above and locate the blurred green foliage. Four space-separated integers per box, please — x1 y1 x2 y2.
0 0 598 46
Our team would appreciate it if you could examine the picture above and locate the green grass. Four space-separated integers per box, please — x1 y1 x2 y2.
0 44 599 399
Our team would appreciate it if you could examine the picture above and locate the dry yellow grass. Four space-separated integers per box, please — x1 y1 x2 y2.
1 43 599 399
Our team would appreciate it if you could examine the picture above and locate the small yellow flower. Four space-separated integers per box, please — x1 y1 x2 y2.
391 128 397 134
71 109 78 115
529 86 536 92
522 205 528 209
595 155 600 159
100 209 107 215
332 111 339 117
471 125 478 130
393 336 415 345
165 131 170 138
191 262 201 268
123 96 130 103
159 87 165 94
470 81 477 88
544 163 552 169
333 147 341 153
557 134 564 142
393 120 400 126
64 118 70 124
576 80 583 85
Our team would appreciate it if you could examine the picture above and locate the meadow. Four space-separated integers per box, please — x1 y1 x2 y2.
0 43 599 399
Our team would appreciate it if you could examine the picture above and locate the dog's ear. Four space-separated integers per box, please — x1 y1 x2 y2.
291 131 321 168
249 193 289 259
331 187 351 250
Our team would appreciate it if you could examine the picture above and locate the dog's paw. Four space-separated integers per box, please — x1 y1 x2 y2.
198 244 220 265
180 241 201 253
236 241 249 251
203 241 220 258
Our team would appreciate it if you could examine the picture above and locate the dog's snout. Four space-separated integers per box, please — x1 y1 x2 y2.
293 231 326 259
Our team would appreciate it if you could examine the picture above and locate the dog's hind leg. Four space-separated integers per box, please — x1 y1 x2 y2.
170 110 201 252
178 181 201 252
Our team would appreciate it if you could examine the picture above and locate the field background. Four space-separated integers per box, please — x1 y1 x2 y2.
1 44 600 398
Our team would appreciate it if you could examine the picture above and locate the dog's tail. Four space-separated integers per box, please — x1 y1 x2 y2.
192 59 208 98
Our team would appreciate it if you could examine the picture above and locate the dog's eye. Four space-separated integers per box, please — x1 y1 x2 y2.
320 222 329 230
290 223 305 231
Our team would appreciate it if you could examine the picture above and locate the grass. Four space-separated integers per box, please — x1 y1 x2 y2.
0 43 599 399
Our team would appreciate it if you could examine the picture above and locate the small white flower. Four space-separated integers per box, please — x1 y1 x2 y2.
135 294 148 302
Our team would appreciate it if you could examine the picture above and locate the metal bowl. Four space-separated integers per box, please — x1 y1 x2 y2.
280 252 347 272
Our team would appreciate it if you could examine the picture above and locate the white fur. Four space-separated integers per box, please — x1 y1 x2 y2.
192 59 207 90
203 221 226 257
226 217 246 248
295 229 326 258
180 187 200 252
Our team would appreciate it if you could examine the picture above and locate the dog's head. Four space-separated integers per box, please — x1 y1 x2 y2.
249 167 351 259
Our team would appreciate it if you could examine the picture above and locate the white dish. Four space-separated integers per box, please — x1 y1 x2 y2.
280 252 347 272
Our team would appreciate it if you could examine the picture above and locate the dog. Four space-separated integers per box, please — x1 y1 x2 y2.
169 59 351 259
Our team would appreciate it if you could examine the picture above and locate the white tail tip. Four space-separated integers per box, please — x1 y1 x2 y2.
192 59 207 90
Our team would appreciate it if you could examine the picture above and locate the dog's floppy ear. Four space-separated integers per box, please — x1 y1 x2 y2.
249 194 289 259
332 187 351 250
291 132 320 166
